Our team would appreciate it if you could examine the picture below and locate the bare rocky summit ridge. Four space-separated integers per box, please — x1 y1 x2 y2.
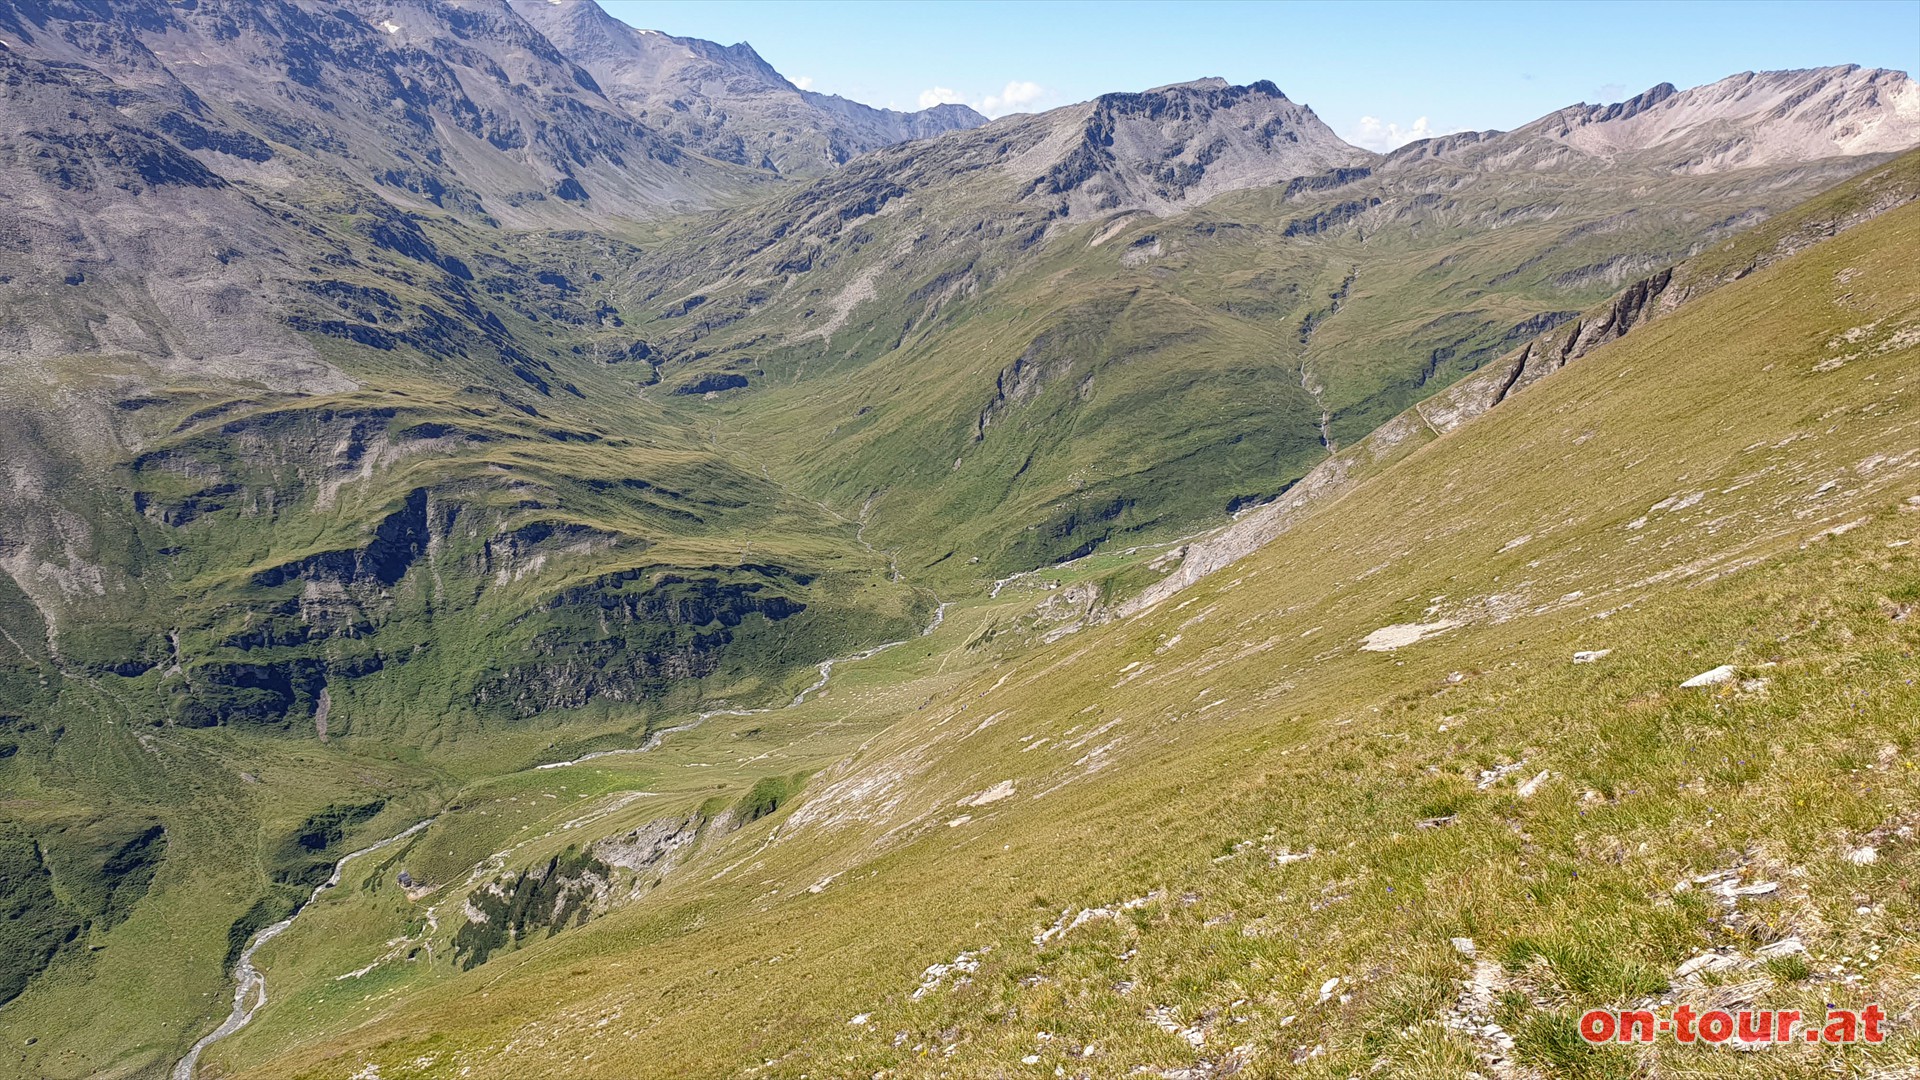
630 63 1920 326
508 0 987 176
1030 77 1373 217
1541 66 1920 168
783 75 1371 224
1389 65 1920 173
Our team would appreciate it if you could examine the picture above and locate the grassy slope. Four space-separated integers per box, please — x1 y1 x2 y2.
643 156 1888 581
1116 150 1920 616
189 170 1920 1077
0 195 925 1078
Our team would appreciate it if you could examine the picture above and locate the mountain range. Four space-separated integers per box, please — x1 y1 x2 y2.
0 2 1916 1078
507 0 987 175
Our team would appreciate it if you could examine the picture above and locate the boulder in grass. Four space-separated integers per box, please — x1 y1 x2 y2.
1681 664 1738 687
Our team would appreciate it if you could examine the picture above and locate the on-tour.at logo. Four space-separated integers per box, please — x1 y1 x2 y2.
1579 1004 1887 1045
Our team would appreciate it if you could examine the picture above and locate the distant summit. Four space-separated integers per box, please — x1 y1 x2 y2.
1388 65 1920 173
1542 66 1920 171
509 0 988 176
1034 78 1368 216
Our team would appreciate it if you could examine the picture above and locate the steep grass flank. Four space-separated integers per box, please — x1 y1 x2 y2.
196 169 1920 1077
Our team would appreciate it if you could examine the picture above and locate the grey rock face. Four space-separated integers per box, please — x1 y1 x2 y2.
1029 79 1374 218
1541 67 1920 171
508 0 987 176
0 0 764 227
1386 66 1920 174
0 16 355 392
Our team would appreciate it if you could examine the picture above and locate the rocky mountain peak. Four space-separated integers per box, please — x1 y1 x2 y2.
1145 76 1236 93
509 0 788 94
1534 65 1920 171
508 0 986 176
1387 66 1920 175
1032 77 1369 217
915 102 991 125
1576 81 1680 123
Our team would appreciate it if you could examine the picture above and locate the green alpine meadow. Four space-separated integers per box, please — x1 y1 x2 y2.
0 1 1916 1077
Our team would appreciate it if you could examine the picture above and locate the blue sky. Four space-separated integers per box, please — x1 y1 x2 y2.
598 0 1919 149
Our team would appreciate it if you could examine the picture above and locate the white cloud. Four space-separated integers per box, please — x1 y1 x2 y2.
978 80 1045 117
793 75 814 91
1347 115 1461 152
916 81 1050 117
918 86 965 109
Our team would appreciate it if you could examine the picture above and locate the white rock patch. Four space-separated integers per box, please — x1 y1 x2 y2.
912 950 984 999
1681 664 1738 688
1360 620 1459 651
959 780 1016 807
1316 976 1341 1004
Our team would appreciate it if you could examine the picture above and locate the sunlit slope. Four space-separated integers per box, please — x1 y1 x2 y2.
231 146 1920 1077
1130 147 1920 612
641 147 1896 578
